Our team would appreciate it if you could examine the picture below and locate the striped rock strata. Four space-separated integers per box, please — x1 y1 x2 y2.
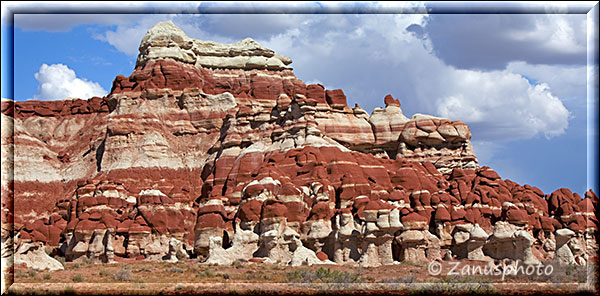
1 21 598 279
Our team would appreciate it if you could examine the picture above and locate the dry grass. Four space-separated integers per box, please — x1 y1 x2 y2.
72 274 84 282
8 259 598 295
113 267 133 282
286 267 362 283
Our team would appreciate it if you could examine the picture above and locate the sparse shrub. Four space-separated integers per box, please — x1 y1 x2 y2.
71 263 80 269
380 275 416 283
113 267 133 282
544 263 588 283
64 286 75 295
400 261 423 267
99 269 109 277
43 273 52 280
496 262 591 284
15 270 27 278
221 273 231 280
72 274 84 282
196 269 216 277
286 267 361 283
169 267 184 273
232 260 244 269
28 270 38 277
246 273 270 280
82 257 95 265
414 276 498 295
54 256 66 265
136 266 151 272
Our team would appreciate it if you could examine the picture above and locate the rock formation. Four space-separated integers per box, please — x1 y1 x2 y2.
14 240 64 272
1 21 598 279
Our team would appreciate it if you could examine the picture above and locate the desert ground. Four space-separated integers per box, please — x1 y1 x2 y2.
6 258 598 295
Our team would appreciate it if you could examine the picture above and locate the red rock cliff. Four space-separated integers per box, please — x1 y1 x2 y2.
1 21 597 268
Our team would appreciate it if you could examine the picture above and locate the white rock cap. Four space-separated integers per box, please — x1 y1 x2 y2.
136 21 293 71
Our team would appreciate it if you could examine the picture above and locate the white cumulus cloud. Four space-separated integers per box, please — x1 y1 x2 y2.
44 11 578 141
434 69 571 140
33 64 107 101
424 14 587 69
250 14 574 141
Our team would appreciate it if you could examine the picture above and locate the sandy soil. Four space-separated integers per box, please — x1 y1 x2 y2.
5 259 599 295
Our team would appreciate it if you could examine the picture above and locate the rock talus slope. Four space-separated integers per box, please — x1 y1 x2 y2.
1 22 598 281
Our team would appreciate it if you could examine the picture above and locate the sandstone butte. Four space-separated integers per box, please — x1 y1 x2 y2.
1 21 598 278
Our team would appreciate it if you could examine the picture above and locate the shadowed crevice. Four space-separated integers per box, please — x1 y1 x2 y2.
95 137 106 172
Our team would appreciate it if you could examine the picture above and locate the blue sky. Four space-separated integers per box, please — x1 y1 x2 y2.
2 2 598 196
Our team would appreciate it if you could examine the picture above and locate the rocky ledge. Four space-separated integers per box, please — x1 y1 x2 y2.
1 22 597 280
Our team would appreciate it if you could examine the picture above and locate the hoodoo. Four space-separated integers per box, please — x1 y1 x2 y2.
1 21 597 273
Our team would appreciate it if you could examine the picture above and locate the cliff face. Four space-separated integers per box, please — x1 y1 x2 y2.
1 21 597 268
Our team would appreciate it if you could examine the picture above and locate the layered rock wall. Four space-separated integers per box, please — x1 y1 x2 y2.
1 21 597 273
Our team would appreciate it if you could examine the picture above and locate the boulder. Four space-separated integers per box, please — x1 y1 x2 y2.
15 241 64 271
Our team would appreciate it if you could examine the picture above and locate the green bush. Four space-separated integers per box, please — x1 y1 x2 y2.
72 274 84 282
27 270 38 277
43 273 52 280
99 269 109 277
